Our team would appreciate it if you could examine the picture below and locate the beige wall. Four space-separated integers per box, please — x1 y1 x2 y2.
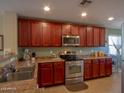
0 14 3 35
0 11 17 54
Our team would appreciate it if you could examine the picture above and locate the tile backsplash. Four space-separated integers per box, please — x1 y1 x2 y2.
18 46 108 58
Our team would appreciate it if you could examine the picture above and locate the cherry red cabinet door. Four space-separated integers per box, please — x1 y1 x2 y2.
70 25 79 35
38 63 53 88
100 28 105 46
18 18 31 47
84 59 92 80
93 27 100 47
51 23 62 47
92 59 99 78
42 22 51 46
31 20 42 46
106 58 112 76
79 26 87 47
99 59 106 77
86 26 93 47
62 24 71 35
54 62 65 84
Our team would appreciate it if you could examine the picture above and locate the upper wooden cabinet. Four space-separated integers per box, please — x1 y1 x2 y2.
42 22 52 47
93 27 100 47
18 18 106 47
42 22 62 47
62 24 79 35
51 23 62 47
62 24 71 35
86 26 93 47
99 28 105 46
31 20 42 47
18 18 31 47
79 26 87 47
70 25 79 35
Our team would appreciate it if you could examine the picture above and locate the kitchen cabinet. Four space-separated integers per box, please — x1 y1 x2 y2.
31 20 42 46
38 61 65 87
18 18 106 47
99 59 106 77
42 22 52 46
106 58 112 76
99 28 105 46
62 24 79 35
62 24 70 35
38 63 53 87
86 26 93 47
18 18 31 47
51 23 62 47
84 57 112 81
54 62 65 84
93 27 100 47
92 59 99 78
84 59 92 80
70 25 79 35
79 26 87 47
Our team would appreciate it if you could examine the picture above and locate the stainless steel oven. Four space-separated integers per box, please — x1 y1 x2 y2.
59 51 84 84
65 60 84 84
62 35 80 46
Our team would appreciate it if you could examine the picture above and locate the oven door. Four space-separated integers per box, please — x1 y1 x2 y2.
65 61 83 79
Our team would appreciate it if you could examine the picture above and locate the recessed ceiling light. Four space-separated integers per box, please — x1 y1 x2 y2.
108 17 114 21
81 12 87 17
44 6 50 11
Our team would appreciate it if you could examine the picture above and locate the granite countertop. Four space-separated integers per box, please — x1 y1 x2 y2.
0 57 65 93
0 62 37 93
82 56 112 60
36 57 65 63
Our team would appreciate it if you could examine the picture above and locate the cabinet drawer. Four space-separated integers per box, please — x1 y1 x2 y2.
38 63 53 68
54 61 64 66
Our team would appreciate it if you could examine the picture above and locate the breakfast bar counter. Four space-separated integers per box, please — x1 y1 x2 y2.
0 57 65 93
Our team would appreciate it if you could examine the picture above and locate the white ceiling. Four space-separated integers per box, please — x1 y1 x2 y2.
0 0 123 29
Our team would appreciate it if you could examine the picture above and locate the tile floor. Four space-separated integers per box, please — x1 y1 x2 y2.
32 72 121 93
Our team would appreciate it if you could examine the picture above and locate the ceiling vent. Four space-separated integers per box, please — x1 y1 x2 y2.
80 0 92 7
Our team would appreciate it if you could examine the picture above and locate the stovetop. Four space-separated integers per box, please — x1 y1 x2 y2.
60 54 83 61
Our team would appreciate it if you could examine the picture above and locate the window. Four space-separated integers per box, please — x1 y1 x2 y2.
108 35 121 55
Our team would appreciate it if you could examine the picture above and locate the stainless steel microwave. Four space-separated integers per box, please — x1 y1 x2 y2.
62 35 80 46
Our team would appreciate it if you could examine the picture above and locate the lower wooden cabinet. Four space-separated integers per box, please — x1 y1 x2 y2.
84 58 112 80
38 63 53 87
106 58 112 76
38 61 65 87
84 59 92 80
92 59 99 78
99 59 106 77
54 62 65 84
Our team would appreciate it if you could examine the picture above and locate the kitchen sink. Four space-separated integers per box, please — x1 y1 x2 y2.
6 66 35 81
0 66 35 83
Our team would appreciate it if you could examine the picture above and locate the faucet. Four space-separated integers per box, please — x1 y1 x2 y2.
50 51 57 58
8 64 16 73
